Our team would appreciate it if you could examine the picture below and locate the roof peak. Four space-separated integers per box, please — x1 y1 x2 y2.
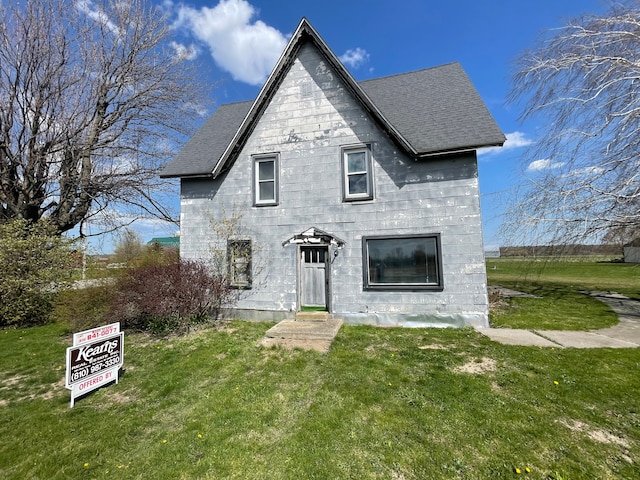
160 18 505 179
210 16 415 177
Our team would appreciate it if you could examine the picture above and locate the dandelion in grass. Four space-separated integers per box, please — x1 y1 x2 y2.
83 462 90 468
198 433 203 439
514 467 521 474
162 439 168 444
525 467 531 473
554 381 559 385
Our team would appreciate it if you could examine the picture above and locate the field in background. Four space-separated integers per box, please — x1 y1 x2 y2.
487 258 639 329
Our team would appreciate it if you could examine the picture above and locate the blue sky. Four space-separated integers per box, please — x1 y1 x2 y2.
91 0 609 252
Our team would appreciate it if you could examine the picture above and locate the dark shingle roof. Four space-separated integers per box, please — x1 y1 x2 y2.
161 19 504 179
161 101 252 178
359 63 505 155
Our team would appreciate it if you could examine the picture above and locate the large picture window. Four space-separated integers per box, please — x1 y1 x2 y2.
228 240 252 288
363 234 443 290
342 145 373 201
253 154 279 206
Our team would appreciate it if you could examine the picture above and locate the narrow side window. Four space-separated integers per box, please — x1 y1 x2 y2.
228 240 252 289
342 146 373 201
253 154 279 206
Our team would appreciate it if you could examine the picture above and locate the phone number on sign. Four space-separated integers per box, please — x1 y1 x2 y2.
70 356 120 382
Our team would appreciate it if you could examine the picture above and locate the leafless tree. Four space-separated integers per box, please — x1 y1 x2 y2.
506 1 640 245
0 0 206 235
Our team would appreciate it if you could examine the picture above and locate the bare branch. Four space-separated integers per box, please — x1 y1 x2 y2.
506 1 640 245
0 0 208 234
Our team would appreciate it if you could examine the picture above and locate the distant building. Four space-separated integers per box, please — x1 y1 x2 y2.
146 237 180 249
624 238 640 263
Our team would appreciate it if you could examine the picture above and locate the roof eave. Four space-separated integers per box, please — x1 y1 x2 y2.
415 141 506 159
159 172 213 179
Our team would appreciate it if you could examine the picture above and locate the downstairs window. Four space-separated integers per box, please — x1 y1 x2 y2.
363 234 443 290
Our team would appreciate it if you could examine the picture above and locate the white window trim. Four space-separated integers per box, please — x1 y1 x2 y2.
253 154 279 206
342 145 373 202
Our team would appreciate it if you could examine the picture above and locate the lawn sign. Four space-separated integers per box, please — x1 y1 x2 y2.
65 322 123 408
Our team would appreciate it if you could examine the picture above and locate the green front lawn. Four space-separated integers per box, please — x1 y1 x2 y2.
1 321 639 479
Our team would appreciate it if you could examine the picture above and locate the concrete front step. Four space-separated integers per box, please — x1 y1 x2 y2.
260 318 343 353
264 318 342 340
295 311 332 322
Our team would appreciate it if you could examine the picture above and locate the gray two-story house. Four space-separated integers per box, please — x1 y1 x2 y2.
161 18 505 328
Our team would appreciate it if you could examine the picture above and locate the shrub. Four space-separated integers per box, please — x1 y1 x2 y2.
109 259 233 334
54 284 113 332
0 219 76 327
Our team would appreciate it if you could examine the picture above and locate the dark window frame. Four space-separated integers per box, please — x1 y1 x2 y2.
341 144 374 202
227 239 252 289
362 234 443 291
253 153 279 206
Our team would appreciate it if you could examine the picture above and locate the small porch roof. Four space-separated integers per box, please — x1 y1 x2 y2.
282 227 345 248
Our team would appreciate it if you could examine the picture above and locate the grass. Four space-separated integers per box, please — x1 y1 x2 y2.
1 321 640 479
487 259 640 330
300 306 328 312
1 258 639 478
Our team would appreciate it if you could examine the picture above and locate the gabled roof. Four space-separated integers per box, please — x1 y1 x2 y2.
161 18 505 179
282 227 346 248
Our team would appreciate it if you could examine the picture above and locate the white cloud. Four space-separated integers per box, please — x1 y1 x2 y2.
169 41 199 61
526 158 565 172
339 48 370 69
478 131 534 156
75 0 122 37
562 165 604 178
174 0 288 85
503 131 534 149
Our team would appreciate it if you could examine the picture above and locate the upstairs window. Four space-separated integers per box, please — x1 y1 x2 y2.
342 145 373 201
363 234 443 290
253 154 279 206
228 240 252 288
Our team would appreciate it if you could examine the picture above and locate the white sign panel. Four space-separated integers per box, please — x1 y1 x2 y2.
70 368 119 403
73 322 120 346
66 326 124 408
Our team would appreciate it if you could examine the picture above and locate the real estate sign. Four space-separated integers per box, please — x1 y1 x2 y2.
65 322 123 407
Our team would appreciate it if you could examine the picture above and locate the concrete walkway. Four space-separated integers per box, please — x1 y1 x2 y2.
258 292 640 351
480 291 640 348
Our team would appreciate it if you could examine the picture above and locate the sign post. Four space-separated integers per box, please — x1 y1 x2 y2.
65 322 124 408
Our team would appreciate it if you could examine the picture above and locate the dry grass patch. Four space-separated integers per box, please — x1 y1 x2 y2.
559 419 630 448
453 357 497 374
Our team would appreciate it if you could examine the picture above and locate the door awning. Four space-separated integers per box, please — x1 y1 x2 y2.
282 227 345 248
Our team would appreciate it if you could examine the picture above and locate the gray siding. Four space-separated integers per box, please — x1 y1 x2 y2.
180 42 488 328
